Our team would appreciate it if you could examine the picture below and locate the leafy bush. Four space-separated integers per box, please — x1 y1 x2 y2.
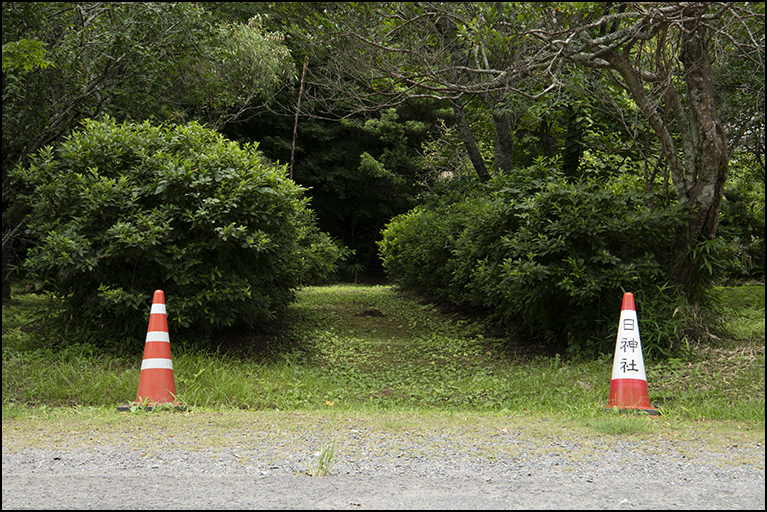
377 173 486 298
11 117 341 350
380 159 695 357
717 167 765 281
377 200 480 297
295 222 351 286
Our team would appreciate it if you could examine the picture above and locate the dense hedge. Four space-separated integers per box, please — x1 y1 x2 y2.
12 117 342 350
379 163 694 356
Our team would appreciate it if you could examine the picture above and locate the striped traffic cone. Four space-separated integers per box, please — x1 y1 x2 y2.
606 292 659 415
118 290 183 411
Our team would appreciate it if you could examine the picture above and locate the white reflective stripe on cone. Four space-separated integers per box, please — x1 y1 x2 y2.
141 358 173 370
145 331 170 343
150 303 166 315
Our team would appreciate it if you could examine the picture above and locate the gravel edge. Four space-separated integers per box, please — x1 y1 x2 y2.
4 423 764 509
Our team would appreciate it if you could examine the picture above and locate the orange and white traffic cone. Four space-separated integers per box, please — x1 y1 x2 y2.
606 292 659 415
118 290 182 411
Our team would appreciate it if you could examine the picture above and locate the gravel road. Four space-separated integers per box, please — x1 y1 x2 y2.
3 420 764 509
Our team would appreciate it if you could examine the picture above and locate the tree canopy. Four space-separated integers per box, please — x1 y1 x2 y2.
2 2 295 171
278 1 764 290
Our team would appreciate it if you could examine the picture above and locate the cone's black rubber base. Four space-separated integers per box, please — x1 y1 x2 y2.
604 406 661 416
117 403 187 412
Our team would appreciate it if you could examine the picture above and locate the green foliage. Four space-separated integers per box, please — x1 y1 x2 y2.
380 159 696 356
1 38 54 72
2 3 295 172
377 197 485 299
717 156 765 280
295 224 351 286
194 15 296 124
11 117 338 350
229 100 436 275
713 284 766 342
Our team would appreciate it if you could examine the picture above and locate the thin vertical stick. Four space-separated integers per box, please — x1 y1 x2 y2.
290 58 309 180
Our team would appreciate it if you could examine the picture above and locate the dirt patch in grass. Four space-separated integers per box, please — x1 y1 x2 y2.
355 307 386 317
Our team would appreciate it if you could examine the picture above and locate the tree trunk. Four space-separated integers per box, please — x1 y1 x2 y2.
451 99 491 182
491 109 515 174
2 247 11 302
679 25 728 239
603 23 727 294
537 118 553 160
669 22 728 290
290 58 309 180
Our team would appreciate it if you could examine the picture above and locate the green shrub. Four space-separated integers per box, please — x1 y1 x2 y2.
380 159 695 357
717 169 765 280
295 223 350 286
11 117 340 351
378 201 477 297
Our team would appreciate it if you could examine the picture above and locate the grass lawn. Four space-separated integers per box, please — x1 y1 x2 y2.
2 281 764 451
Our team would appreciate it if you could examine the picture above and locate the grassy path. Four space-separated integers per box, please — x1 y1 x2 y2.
3 283 765 420
291 284 520 408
